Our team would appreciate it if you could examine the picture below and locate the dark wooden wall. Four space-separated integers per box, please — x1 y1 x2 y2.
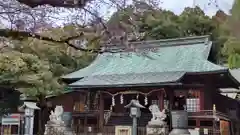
47 91 82 112
213 93 240 117
203 87 214 110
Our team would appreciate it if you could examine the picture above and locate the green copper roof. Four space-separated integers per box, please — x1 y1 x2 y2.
69 71 184 88
63 36 225 80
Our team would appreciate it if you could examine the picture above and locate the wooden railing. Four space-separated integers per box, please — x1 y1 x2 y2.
72 110 113 121
72 110 228 135
189 128 221 135
72 110 99 117
73 109 229 118
188 110 229 120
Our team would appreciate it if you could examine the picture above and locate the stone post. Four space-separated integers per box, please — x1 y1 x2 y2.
124 99 145 135
169 111 190 135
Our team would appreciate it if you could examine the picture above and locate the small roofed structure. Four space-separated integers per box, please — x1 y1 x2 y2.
125 100 145 109
19 102 40 110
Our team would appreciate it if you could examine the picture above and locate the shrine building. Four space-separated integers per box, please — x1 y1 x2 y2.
48 35 240 135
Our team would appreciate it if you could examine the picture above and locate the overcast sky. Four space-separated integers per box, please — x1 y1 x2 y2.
58 0 235 25
96 0 235 18
0 0 235 28
30 0 237 27
159 0 234 16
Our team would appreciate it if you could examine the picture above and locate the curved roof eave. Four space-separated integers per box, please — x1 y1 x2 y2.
62 35 222 81
229 69 240 87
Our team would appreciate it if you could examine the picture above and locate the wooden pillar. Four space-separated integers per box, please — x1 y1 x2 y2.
158 91 164 111
167 89 174 110
166 88 174 130
200 89 204 110
196 119 200 127
84 116 87 133
99 92 104 133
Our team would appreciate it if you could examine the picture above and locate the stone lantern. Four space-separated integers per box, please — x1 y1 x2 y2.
19 101 40 135
124 99 145 135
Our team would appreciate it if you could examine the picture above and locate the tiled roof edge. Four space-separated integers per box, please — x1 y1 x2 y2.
203 41 212 59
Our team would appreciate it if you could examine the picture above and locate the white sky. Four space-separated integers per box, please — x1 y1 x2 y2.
52 0 235 26
0 0 235 28
96 0 234 18
159 0 234 16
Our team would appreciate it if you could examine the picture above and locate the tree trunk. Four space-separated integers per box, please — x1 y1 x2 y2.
38 95 47 135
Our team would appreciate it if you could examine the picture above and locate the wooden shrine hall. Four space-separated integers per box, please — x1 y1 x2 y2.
49 35 240 135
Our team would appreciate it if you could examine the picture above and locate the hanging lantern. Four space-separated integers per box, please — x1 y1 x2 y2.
112 96 115 106
144 96 148 105
120 94 124 104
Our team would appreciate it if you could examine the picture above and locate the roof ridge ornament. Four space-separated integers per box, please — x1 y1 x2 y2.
204 36 209 45
101 35 210 52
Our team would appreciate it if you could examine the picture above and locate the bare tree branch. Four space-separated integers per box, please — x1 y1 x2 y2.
0 28 117 53
17 0 91 8
0 0 163 53
82 7 109 35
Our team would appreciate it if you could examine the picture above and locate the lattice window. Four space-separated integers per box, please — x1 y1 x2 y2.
186 98 200 112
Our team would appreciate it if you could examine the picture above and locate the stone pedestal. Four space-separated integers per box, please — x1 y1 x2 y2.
146 125 168 135
147 104 168 135
44 122 76 135
44 106 75 135
169 111 190 135
169 129 191 135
